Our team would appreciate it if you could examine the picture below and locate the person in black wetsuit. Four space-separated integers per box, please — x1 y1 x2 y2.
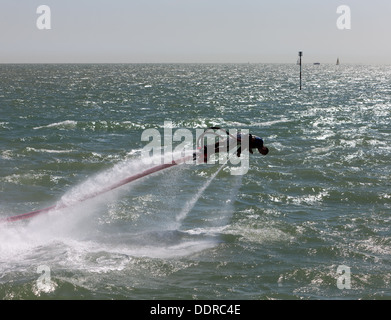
196 132 269 163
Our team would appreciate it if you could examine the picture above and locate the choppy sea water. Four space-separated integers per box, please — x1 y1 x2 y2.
0 63 390 300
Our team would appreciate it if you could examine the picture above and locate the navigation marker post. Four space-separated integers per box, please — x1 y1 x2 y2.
298 51 303 90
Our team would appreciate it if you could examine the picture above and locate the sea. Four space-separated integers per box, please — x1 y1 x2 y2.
0 63 390 300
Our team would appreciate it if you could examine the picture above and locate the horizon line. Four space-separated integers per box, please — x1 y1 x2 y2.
1 61 390 66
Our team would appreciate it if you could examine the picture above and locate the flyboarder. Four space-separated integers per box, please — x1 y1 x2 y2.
195 130 269 163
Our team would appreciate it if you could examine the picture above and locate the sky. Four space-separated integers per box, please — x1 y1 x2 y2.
0 0 390 64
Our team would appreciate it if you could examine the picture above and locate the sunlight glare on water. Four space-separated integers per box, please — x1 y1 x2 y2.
0 64 390 299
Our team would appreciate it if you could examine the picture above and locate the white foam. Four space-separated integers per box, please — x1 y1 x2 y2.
33 120 78 130
0 149 246 278
25 147 74 154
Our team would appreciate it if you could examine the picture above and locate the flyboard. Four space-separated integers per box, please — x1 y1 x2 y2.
1 127 234 224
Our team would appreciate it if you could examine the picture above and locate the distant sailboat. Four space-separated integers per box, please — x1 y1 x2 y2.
336 58 340 65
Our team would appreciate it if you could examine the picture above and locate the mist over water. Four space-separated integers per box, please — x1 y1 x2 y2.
1 64 390 299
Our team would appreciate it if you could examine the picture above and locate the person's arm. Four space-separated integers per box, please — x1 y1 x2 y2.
236 146 253 157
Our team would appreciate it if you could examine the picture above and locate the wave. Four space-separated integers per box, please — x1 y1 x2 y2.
25 147 75 154
31 118 253 133
33 120 78 130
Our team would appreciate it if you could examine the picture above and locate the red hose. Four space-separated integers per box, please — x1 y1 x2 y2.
1 155 193 223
